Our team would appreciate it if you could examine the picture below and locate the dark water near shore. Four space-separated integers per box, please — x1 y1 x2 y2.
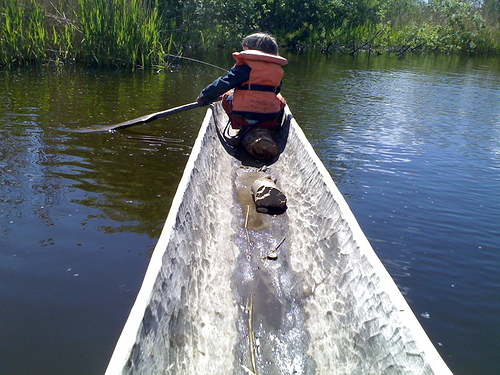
1 53 499 374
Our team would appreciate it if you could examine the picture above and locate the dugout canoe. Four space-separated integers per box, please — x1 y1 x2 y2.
105 103 452 374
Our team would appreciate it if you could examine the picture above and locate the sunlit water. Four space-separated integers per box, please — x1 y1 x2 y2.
1 54 499 374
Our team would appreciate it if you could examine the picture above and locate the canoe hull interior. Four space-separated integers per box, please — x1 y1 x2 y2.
106 103 452 374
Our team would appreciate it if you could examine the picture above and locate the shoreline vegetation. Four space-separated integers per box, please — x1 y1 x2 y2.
1 0 499 70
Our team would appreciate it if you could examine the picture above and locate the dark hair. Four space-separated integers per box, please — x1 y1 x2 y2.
242 33 279 55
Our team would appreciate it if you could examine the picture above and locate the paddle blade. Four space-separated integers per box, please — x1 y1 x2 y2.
77 102 201 133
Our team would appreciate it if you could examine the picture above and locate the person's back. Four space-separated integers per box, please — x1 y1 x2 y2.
197 32 287 159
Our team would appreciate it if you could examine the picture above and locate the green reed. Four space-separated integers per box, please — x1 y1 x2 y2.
1 0 47 65
77 0 161 68
0 0 167 69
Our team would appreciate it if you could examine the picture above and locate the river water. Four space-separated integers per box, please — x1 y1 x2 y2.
0 53 499 374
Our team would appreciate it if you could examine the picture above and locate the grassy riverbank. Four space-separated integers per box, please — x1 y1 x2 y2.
1 0 499 69
0 0 166 68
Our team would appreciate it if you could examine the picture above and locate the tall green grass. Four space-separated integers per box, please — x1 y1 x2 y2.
0 0 46 65
0 0 167 69
77 0 165 68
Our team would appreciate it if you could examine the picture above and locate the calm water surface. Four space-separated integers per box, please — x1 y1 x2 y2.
1 53 499 374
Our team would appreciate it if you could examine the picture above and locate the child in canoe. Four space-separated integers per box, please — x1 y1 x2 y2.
196 33 287 159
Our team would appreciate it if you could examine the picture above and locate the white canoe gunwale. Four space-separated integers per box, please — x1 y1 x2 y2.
105 103 452 374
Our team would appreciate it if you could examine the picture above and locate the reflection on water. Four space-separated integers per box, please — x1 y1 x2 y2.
1 54 500 374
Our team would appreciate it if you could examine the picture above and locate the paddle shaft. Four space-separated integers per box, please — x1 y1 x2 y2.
80 102 202 133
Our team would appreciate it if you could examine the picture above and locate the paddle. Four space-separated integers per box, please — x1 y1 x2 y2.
78 101 202 133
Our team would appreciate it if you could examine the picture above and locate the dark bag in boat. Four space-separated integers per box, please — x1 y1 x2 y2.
242 128 279 160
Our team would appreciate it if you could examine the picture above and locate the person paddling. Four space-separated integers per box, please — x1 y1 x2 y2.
197 33 287 159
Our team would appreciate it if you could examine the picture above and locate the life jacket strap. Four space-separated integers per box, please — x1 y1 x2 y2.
238 84 277 93
231 110 281 122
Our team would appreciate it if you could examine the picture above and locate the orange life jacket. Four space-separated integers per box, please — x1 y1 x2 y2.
231 50 288 117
